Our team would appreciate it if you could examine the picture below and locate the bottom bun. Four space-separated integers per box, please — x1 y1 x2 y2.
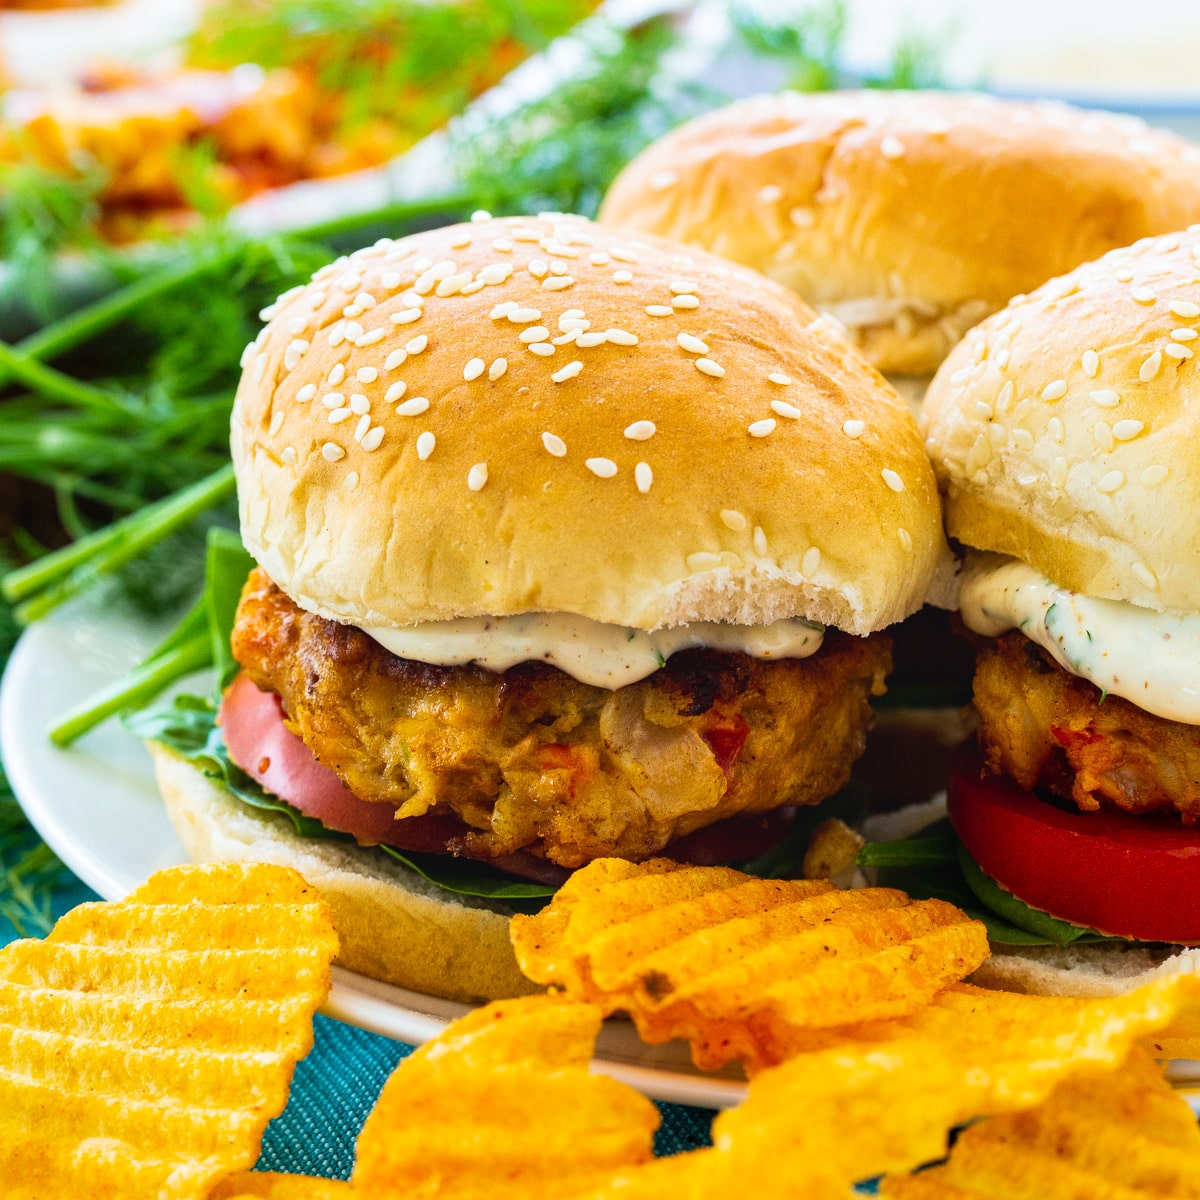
149 743 537 1004
971 943 1200 999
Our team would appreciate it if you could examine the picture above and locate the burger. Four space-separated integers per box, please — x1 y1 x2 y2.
918 227 1200 994
599 89 1200 396
150 212 948 1002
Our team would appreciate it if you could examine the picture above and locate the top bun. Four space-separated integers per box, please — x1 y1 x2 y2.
233 213 945 637
599 91 1200 377
922 227 1200 614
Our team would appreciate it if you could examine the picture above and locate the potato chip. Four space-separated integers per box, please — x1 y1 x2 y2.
211 1173 354 1199
510 858 990 1070
880 1049 1200 1198
352 993 660 1199
0 862 338 1200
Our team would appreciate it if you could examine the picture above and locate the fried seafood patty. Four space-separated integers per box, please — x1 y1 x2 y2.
231 569 891 867
974 633 1200 822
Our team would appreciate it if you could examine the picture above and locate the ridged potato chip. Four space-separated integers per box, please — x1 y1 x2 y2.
352 993 659 1200
881 1049 1200 1199
0 862 337 1200
510 858 990 1070
212 1173 354 1198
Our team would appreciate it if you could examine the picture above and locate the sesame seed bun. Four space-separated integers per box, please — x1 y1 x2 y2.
922 228 1200 613
234 213 946 637
598 91 1200 378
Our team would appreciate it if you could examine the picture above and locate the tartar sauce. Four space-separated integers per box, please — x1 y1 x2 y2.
363 612 824 689
960 552 1200 724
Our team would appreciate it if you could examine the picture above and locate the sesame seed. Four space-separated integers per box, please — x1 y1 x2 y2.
471 209 491 223
287 316 307 334
624 421 656 440
687 552 722 571
1094 422 1114 452
1041 380 1068 401
542 276 575 291
491 301 517 319
328 407 353 424
559 310 586 325
790 206 815 228
1113 419 1145 440
407 335 428 354
396 397 429 417
1048 416 1065 441
695 358 725 378
463 358 486 381
1171 328 1198 341
380 272 402 290
672 295 700 310
605 328 638 346
361 426 384 452
1090 389 1120 407
1132 562 1158 589
1050 457 1068 488
1170 299 1200 318
752 526 768 555
1141 465 1169 487
529 343 556 357
385 382 407 403
574 332 605 348
542 432 567 457
768 373 792 386
268 411 284 437
400 292 425 309
552 331 579 346
354 293 377 310
757 184 783 204
1097 469 1125 493
296 383 316 402
748 419 776 437
590 253 611 266
882 469 905 492
350 393 370 414
321 392 345 409
1140 350 1163 381
416 432 436 460
802 547 821 575
489 358 508 381
479 264 513 285
771 400 802 419
357 367 378 383
328 325 346 349
1116 268 1134 282
646 305 673 317
337 273 362 292
344 470 360 491
997 380 1015 410
437 273 472 297
610 248 638 263
354 414 370 442
1081 350 1099 377
1132 287 1157 304
508 308 542 324
669 280 698 296
677 333 709 354
842 419 865 438
326 364 345 387
528 259 548 279
987 423 1007 446
467 463 489 491
586 457 618 478
612 270 634 285
240 341 256 368
721 509 747 531
512 228 541 242
1166 342 1194 360
552 360 583 382
282 447 297 465
492 238 514 253
897 528 913 552
356 328 385 347
253 354 267 383
880 135 906 159
321 443 345 462
635 462 653 493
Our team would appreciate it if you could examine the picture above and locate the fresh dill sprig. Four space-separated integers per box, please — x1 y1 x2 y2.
731 0 849 92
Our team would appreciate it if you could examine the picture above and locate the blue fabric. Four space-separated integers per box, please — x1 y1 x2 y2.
23 868 715 1181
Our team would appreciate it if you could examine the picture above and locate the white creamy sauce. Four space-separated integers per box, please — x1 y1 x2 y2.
960 552 1200 724
364 612 825 689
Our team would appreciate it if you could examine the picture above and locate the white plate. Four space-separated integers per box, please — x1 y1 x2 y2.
4 593 1199 1115
0 591 746 1109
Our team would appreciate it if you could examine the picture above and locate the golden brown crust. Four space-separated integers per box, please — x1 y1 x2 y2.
974 633 1200 821
923 228 1200 613
233 213 945 636
231 568 891 867
599 91 1200 376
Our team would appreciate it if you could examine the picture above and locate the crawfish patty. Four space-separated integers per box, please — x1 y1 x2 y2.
231 569 891 867
974 633 1200 823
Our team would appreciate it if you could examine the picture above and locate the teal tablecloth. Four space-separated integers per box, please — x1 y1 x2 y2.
20 871 716 1182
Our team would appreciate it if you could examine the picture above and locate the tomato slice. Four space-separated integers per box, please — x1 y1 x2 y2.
948 744 1200 942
